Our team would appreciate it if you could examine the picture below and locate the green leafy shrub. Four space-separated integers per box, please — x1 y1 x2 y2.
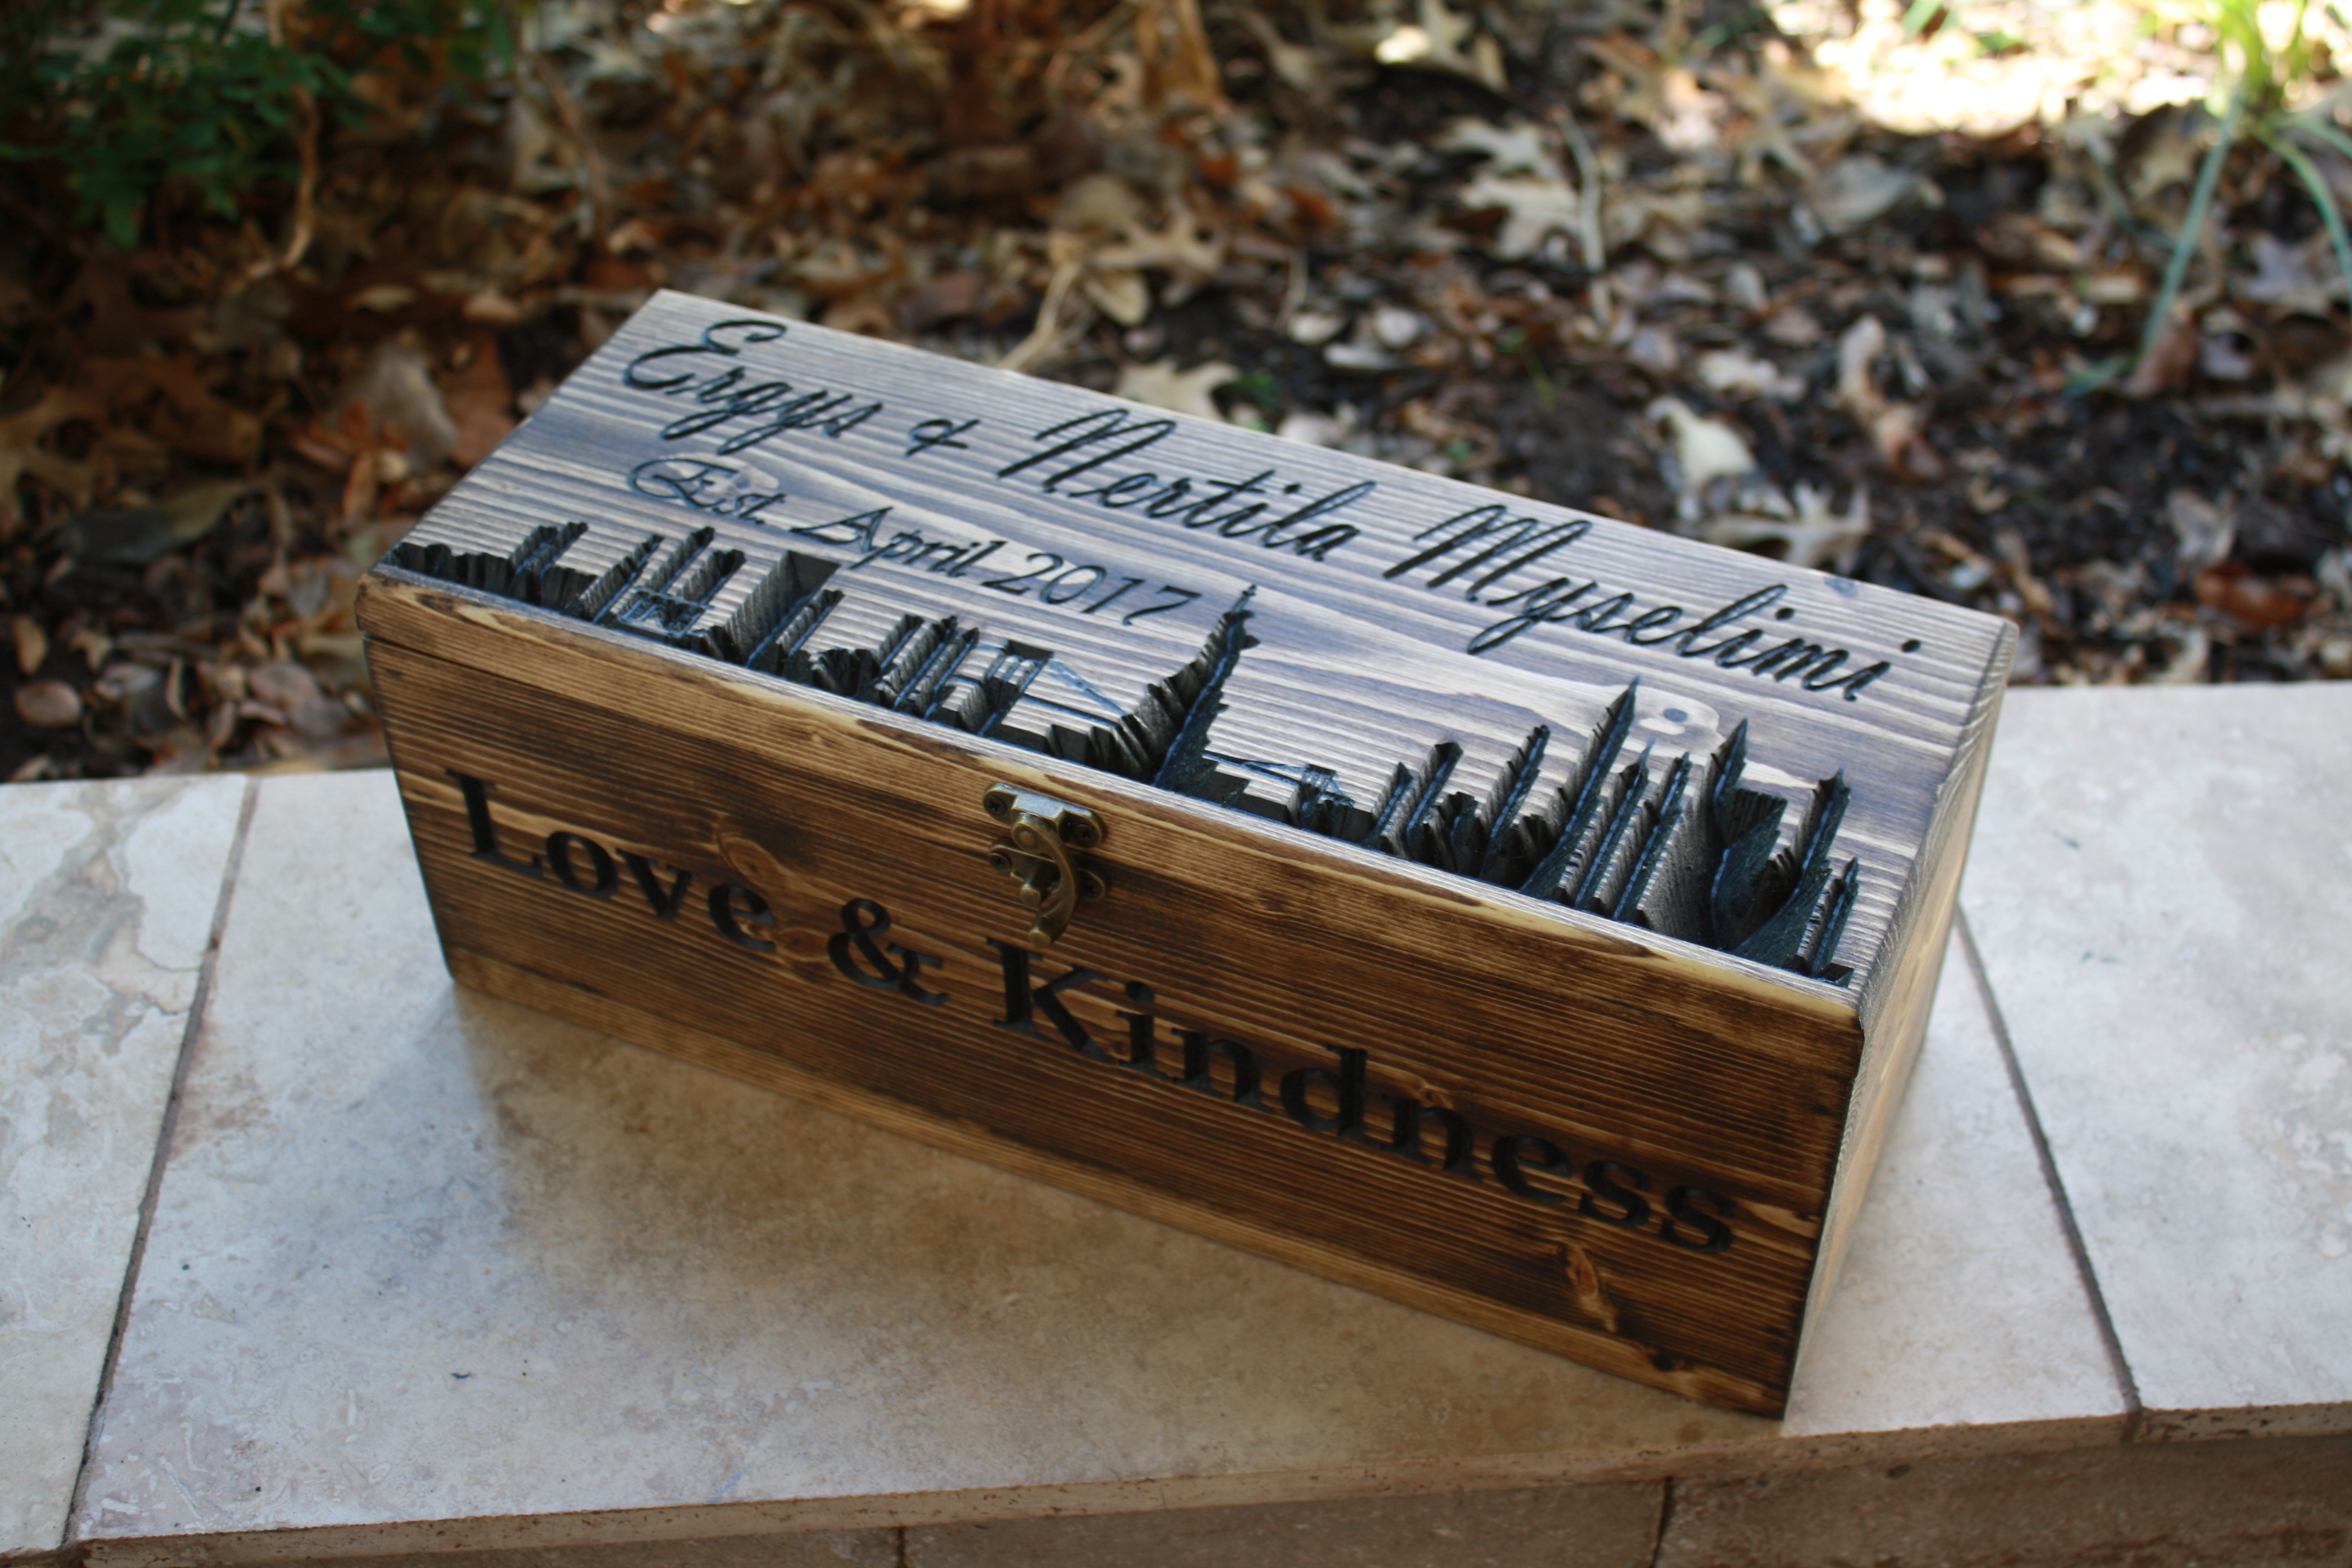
0 0 517 250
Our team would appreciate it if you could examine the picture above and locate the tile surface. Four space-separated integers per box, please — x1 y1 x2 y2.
74 773 1757 1561
77 768 2114 1560
1961 685 2352 1437
1 776 248 1559
1779 947 2126 1448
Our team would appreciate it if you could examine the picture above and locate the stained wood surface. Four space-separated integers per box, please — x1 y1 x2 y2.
383 291 2013 992
354 293 2014 1414
364 573 1866 1413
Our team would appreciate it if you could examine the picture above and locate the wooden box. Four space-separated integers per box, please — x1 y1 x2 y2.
356 291 2013 1416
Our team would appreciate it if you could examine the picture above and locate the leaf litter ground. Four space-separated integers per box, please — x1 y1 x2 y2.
4 0 2350 784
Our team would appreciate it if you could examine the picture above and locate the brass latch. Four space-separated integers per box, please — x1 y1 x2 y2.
982 784 1105 946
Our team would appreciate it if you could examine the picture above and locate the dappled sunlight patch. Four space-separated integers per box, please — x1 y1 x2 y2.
1773 0 2234 136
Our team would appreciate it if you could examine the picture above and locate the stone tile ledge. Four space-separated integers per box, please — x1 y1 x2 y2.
1961 683 2352 1448
1 775 251 1565
58 1421 2139 1568
0 684 2341 1567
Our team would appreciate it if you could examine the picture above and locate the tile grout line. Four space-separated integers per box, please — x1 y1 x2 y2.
1956 905 2144 1440
63 777 263 1557
1644 1476 1677 1568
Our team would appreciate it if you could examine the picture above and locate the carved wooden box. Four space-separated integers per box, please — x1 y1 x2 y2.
356 291 2013 1416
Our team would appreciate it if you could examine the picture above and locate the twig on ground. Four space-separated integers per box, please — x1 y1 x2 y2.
1551 108 1608 271
531 49 610 243
240 0 316 283
1000 257 1084 372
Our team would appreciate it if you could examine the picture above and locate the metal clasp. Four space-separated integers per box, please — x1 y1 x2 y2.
982 784 1106 946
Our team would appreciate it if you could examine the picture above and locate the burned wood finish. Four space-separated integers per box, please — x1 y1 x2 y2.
356 293 2014 1415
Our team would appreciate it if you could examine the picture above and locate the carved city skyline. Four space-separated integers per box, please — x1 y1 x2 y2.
389 518 1858 980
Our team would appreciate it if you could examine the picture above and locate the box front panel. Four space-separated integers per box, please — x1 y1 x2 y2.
365 582 1864 1414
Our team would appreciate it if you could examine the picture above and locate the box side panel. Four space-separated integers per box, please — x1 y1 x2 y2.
1796 624 2016 1356
364 601 1867 1416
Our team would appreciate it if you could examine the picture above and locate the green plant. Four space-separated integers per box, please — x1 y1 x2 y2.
2124 0 2352 384
1903 0 2352 391
1494 324 1557 413
0 0 517 250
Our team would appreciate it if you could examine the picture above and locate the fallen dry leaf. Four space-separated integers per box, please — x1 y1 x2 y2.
1763 305 1823 346
1714 57 1814 185
1285 309 1346 345
1134 0 1224 112
2165 489 2235 572
1233 10 1324 90
441 340 518 469
54 479 248 567
11 614 46 677
93 662 160 702
15 680 83 729
2125 309 2200 399
1373 0 1506 90
2243 232 2333 313
248 659 351 740
0 387 102 531
1439 119 1558 177
66 627 111 671
2195 563 2318 631
1583 33 1671 128
1836 315 1944 480
1115 359 1239 422
1837 314 1888 416
1459 172 1586 263
1696 348 1803 400
1082 268 1153 328
463 288 529 326
2149 624 2214 684
68 359 232 462
342 341 458 469
1092 207 1227 303
1647 397 1758 523
1704 484 1872 572
895 270 1019 333
1993 526 2055 620
1053 172 1149 235
1806 155 1928 235
1275 410 1354 447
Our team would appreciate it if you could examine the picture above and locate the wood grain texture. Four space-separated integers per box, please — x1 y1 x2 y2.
354 294 2013 1414
384 292 2013 988
365 600 1845 1413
